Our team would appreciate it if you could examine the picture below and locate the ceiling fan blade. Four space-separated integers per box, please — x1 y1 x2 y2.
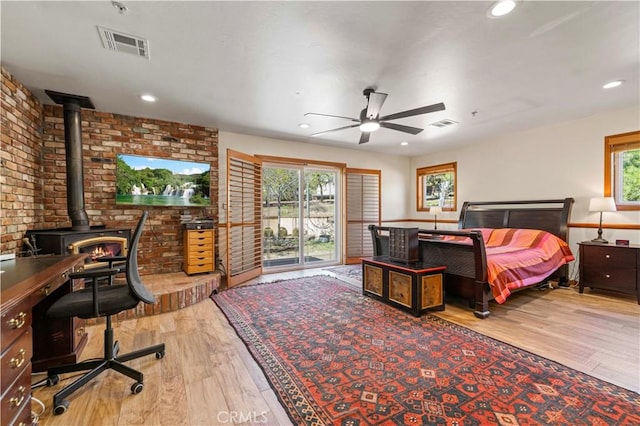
359 132 371 144
366 92 388 119
379 102 445 121
311 124 360 137
380 122 423 135
304 112 360 122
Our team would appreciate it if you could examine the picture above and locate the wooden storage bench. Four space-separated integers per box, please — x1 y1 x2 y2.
362 256 446 317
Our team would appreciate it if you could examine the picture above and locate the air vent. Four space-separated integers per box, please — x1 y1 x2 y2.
430 119 458 128
97 26 149 59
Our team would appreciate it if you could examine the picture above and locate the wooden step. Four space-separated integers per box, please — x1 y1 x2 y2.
89 271 222 323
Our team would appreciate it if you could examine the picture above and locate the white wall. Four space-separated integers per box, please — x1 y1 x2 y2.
218 131 411 224
409 105 640 259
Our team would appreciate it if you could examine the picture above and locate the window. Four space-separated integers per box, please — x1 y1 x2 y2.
417 162 456 212
604 131 640 211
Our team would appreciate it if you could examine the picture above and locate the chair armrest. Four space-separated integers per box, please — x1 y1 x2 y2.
68 268 120 280
96 256 126 263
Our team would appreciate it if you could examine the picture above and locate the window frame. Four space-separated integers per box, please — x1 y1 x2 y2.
604 131 640 211
416 161 457 212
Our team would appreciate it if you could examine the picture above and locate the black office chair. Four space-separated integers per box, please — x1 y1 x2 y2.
45 211 165 415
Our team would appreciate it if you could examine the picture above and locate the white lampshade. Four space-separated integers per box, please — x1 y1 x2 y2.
589 197 617 212
429 206 443 215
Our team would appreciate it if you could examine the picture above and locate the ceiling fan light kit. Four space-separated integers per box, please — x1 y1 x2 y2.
306 88 445 144
359 120 380 132
488 0 517 18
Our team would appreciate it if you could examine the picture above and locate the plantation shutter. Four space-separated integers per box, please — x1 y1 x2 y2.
226 149 262 287
345 168 381 264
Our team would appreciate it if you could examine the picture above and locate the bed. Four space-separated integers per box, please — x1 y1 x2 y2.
369 198 575 318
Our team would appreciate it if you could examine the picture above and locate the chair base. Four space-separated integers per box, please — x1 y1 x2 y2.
47 322 165 415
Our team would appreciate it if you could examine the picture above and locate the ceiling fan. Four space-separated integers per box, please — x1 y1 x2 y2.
305 88 445 144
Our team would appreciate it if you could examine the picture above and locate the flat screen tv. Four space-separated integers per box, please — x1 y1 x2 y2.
116 154 211 207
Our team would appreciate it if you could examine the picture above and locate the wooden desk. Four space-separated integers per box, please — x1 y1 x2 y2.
362 256 446 317
1 254 87 426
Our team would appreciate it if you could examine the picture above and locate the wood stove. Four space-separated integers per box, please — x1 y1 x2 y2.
25 227 131 269
23 90 132 267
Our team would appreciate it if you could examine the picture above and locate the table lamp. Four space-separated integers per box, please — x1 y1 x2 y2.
589 197 616 243
429 206 442 230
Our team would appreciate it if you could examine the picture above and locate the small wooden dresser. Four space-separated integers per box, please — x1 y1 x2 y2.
183 229 215 275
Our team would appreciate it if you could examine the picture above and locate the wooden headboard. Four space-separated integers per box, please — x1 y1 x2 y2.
458 198 574 241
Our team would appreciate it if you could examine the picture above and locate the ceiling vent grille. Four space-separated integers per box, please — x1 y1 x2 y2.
97 26 149 59
430 119 458 128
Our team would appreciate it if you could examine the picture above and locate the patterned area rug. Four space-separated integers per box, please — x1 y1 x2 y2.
212 276 640 425
323 264 362 283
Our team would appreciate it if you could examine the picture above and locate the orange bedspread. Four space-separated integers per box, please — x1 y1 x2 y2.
445 228 574 303
483 228 574 303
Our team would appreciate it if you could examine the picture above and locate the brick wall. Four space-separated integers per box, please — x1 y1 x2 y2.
41 106 219 274
1 67 219 274
0 67 43 254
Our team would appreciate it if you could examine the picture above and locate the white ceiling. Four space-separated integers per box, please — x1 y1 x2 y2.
2 1 639 156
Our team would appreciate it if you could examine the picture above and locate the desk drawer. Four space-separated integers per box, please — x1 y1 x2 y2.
1 366 31 426
6 395 31 426
1 301 32 353
0 327 32 395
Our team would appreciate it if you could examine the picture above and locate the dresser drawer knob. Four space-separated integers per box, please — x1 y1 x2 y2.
9 386 26 408
40 284 51 296
9 349 26 369
605 254 610 259
605 274 611 278
9 312 26 329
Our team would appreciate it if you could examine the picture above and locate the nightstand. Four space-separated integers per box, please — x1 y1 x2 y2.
578 242 639 304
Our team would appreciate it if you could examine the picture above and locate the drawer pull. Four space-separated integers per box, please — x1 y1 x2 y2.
77 327 85 336
9 349 26 369
9 312 27 329
61 271 69 280
9 386 26 408
605 274 611 278
41 284 52 296
605 254 610 259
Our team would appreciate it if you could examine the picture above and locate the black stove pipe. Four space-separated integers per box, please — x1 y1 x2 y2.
62 100 89 231
46 90 95 231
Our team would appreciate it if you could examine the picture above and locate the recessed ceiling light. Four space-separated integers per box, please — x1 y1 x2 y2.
488 0 516 18
602 80 624 89
298 123 310 129
140 94 156 102
400 142 409 146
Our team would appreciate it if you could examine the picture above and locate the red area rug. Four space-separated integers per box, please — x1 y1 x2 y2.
212 276 640 425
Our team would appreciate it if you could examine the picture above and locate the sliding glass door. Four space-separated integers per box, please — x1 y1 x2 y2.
262 164 339 270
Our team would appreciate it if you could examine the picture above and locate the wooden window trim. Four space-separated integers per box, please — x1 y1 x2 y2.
416 162 457 212
604 130 640 211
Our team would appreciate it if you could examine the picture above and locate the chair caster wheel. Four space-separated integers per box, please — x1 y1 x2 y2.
47 375 60 387
155 350 165 359
53 400 69 415
131 382 144 394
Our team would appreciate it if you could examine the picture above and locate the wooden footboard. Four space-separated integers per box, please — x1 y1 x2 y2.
416 230 493 318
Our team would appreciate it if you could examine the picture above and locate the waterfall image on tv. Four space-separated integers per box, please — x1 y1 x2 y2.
116 154 210 206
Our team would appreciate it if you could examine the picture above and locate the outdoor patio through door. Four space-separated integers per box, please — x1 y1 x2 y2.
262 164 339 270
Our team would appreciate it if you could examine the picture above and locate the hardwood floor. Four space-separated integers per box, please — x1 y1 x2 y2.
32 270 639 425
